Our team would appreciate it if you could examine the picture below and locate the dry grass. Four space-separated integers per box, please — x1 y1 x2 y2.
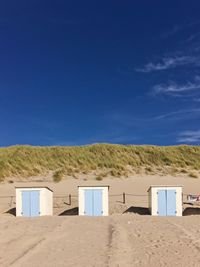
145 166 154 174
188 172 199 178
53 169 65 182
96 176 103 181
0 144 199 180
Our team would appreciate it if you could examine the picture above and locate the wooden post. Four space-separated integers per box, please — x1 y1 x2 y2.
10 196 13 207
69 194 72 205
123 192 125 204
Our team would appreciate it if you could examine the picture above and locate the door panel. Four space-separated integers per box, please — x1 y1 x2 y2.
84 190 93 216
158 190 167 216
22 191 31 217
166 190 176 216
93 190 103 216
30 191 40 217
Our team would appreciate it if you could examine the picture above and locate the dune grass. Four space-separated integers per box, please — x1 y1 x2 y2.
0 144 199 180
188 172 199 178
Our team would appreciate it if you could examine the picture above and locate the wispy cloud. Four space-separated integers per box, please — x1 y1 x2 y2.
177 130 200 143
161 25 181 38
107 108 200 129
104 109 200 144
187 31 200 43
154 108 200 121
153 76 200 96
161 20 200 39
136 56 197 73
194 98 200 102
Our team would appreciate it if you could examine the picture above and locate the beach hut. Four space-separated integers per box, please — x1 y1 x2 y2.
148 186 182 216
15 186 53 217
78 186 109 216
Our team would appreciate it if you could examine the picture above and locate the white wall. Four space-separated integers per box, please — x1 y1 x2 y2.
16 188 53 217
78 186 109 216
149 187 182 216
45 188 53 215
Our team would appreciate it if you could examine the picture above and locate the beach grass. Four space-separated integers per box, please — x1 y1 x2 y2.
0 144 199 180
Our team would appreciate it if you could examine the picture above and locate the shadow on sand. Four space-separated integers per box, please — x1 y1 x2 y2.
4 207 16 216
59 207 78 216
123 206 150 215
183 207 200 216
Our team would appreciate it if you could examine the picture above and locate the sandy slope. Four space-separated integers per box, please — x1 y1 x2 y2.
1 175 200 266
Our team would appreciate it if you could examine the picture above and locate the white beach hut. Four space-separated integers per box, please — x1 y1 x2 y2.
78 186 109 216
148 185 182 216
15 186 53 217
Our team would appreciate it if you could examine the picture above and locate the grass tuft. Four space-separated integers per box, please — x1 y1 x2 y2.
96 176 103 181
53 169 65 183
188 172 198 178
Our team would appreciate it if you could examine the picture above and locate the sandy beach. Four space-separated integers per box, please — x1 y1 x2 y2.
0 175 200 266
1 0 199 265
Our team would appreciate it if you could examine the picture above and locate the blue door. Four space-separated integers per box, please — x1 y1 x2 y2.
93 190 103 216
22 191 31 217
158 190 167 216
22 191 40 217
84 189 103 216
84 190 93 216
166 190 176 216
30 191 40 217
158 189 176 216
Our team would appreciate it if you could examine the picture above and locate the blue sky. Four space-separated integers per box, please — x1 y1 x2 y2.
0 1 200 146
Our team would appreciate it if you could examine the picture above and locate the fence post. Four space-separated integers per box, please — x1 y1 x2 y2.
10 196 13 207
123 192 125 204
69 194 72 205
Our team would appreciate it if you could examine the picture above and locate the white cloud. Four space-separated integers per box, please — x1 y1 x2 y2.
177 130 200 143
153 76 200 95
136 56 197 73
154 108 200 121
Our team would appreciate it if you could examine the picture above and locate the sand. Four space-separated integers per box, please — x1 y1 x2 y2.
0 175 200 266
